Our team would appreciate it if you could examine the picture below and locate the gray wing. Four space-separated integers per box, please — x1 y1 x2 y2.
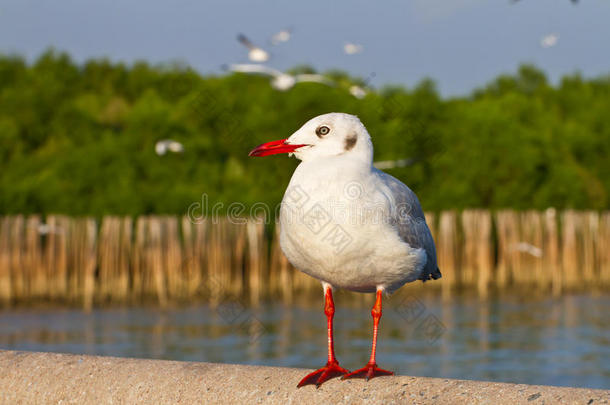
374 168 441 281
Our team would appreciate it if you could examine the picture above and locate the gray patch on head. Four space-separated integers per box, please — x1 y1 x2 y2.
344 134 357 151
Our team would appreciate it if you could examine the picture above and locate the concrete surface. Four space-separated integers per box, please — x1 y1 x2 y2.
0 350 608 404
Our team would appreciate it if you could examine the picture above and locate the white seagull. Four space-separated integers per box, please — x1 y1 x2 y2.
155 139 184 156
249 113 441 387
271 28 292 45
226 64 333 91
237 33 270 63
540 33 559 48
349 85 367 99
344 42 364 55
512 242 543 258
30 222 63 235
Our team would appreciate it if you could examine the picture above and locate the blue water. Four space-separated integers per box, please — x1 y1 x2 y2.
1 293 609 389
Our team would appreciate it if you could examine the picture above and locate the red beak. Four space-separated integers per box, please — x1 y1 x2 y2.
248 138 307 157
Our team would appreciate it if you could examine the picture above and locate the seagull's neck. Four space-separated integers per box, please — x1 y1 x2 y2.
293 152 374 187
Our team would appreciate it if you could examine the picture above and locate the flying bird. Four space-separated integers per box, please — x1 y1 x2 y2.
155 140 184 156
344 43 364 55
512 242 543 258
540 33 559 48
271 28 292 45
349 85 367 99
30 222 63 235
237 33 270 63
225 64 333 91
249 113 441 387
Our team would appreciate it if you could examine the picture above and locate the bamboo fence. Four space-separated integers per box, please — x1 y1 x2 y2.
0 209 608 308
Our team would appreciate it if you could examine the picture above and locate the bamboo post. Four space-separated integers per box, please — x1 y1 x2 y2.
273 222 293 303
543 209 561 296
0 217 12 305
24 215 43 299
148 217 167 307
82 218 97 311
9 216 25 300
206 218 225 305
118 217 132 301
67 217 81 303
181 216 203 298
599 212 610 287
46 215 68 300
519 211 544 287
163 216 182 299
582 211 598 286
438 211 458 297
460 211 476 287
132 217 147 299
98 216 118 301
231 221 246 297
495 211 520 288
561 210 580 289
246 219 264 306
462 210 492 296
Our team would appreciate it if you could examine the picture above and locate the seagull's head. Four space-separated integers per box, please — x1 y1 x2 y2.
249 113 373 164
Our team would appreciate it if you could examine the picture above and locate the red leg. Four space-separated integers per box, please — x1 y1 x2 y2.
297 285 350 388
342 289 394 381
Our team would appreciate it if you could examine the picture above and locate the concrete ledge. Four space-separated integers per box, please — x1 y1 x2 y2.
0 350 608 404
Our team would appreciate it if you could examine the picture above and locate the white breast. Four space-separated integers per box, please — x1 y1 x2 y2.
278 159 427 293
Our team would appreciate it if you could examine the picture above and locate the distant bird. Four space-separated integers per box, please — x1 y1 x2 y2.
225 64 333 91
30 222 63 235
249 113 440 387
512 242 543 258
373 158 416 170
344 43 363 55
237 33 270 63
540 33 559 48
271 28 292 45
155 140 184 156
349 85 367 99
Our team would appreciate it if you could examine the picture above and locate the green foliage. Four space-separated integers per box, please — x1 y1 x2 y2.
0 51 609 215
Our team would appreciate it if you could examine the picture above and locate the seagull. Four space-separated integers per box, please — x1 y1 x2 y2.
540 33 559 48
237 33 270 63
30 222 63 235
349 85 367 99
271 28 292 45
249 113 441 387
155 139 184 156
512 242 543 258
226 64 333 91
344 42 363 55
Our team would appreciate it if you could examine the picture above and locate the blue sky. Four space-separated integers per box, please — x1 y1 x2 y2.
0 0 609 96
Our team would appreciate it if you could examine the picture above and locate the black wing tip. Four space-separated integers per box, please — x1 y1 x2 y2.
420 267 442 282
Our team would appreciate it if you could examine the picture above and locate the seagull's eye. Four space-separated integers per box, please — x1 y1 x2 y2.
316 125 330 137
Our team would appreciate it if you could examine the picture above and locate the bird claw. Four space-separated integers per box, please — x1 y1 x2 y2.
297 361 350 388
341 362 394 381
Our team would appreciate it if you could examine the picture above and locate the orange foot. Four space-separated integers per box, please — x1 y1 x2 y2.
342 362 394 381
297 361 350 388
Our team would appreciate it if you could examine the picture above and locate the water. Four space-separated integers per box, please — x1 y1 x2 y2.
1 293 609 390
